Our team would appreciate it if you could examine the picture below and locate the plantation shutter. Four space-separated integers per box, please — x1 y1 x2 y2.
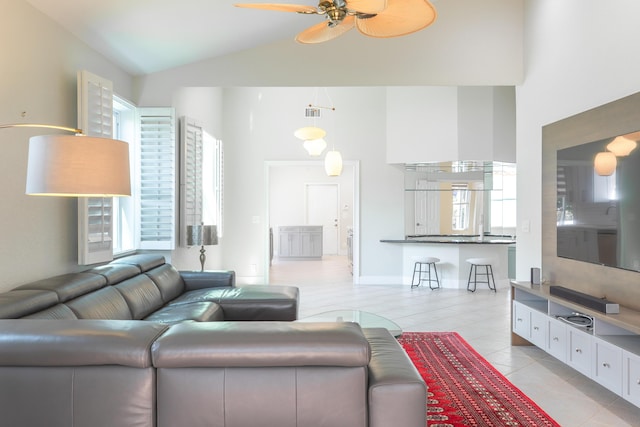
77 70 115 265
179 116 204 247
137 108 176 250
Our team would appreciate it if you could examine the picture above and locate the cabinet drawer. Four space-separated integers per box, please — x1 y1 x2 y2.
547 317 567 362
567 328 592 377
530 310 547 348
622 350 640 407
592 338 622 394
512 301 531 340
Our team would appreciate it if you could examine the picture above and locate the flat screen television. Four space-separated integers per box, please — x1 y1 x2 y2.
557 131 640 272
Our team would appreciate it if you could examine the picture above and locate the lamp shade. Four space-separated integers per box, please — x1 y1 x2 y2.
186 224 218 246
594 151 617 176
26 134 131 197
324 150 343 176
294 126 326 140
607 136 637 156
303 138 327 156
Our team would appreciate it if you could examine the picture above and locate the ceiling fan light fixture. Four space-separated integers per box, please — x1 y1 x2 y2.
294 126 326 140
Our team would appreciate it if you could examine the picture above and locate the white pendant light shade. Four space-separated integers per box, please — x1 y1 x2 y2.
303 138 327 156
607 136 637 157
324 150 343 176
294 126 326 140
26 134 131 197
594 151 617 176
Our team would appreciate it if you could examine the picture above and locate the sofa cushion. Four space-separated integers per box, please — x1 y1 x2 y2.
145 264 185 303
114 275 164 320
89 264 141 285
65 287 133 320
111 254 166 273
22 304 78 320
144 302 224 324
16 272 106 303
0 290 58 319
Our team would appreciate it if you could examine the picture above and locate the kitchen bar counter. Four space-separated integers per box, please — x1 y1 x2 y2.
381 236 515 288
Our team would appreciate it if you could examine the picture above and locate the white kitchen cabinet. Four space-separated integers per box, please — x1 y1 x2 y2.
278 226 322 258
622 350 640 407
567 327 592 377
547 317 567 363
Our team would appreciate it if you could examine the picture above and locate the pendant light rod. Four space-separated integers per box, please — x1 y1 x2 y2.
308 104 335 111
0 123 83 134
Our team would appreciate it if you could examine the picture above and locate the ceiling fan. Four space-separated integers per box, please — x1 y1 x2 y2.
234 0 437 44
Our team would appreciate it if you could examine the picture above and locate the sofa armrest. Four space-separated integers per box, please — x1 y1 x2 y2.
364 328 427 427
179 270 235 291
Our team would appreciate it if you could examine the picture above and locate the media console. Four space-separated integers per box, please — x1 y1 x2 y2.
510 281 640 408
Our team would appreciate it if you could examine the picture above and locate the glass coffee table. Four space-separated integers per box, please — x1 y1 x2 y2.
299 310 402 337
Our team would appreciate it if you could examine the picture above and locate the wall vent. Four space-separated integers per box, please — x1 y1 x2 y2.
305 107 321 118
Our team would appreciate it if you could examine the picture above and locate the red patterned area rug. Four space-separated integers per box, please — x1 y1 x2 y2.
398 332 561 427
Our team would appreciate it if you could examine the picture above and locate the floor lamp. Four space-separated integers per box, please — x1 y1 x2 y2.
187 224 218 271
0 123 131 197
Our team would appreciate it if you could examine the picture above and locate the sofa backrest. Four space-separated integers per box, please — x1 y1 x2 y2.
65 286 134 320
0 319 168 427
114 275 164 320
151 321 370 427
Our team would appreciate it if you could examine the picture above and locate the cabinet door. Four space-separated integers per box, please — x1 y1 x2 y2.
592 337 622 394
512 301 531 340
547 317 567 363
622 350 640 407
530 310 547 349
567 328 592 377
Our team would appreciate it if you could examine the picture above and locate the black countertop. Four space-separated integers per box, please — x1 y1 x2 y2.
380 235 516 245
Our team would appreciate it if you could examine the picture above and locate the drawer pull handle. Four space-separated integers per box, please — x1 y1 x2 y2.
602 363 610 368
517 318 523 322
553 337 559 341
533 326 539 331
575 348 582 353
637 379 640 385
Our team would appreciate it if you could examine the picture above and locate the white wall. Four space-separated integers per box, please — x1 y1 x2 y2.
515 0 640 280
0 0 133 291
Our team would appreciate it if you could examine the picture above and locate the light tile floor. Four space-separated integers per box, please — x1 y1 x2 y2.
269 256 640 427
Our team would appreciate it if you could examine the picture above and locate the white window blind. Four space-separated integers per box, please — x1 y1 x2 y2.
179 116 204 247
77 70 115 265
138 108 176 250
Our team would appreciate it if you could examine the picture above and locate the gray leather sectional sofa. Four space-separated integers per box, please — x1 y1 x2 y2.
0 254 426 427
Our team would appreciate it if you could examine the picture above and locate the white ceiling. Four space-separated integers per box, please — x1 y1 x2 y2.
25 0 326 75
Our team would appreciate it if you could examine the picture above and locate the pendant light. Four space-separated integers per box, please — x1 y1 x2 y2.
303 138 327 156
594 151 617 176
325 150 343 176
606 135 637 157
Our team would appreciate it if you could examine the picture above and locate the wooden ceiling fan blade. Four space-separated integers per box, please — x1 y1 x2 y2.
345 0 387 14
356 0 436 38
234 3 318 14
296 16 355 43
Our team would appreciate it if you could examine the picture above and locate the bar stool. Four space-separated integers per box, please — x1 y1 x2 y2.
411 257 440 289
466 258 496 292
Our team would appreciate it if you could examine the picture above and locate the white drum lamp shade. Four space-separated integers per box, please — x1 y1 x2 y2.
26 134 131 197
324 150 343 176
594 151 617 176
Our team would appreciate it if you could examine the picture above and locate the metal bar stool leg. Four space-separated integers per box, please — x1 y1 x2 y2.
487 264 496 292
430 262 440 290
467 264 476 292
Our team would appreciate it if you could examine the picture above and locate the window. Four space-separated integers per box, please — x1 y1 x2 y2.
452 183 470 230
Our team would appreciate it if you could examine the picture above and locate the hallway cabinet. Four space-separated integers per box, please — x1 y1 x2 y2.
278 226 322 259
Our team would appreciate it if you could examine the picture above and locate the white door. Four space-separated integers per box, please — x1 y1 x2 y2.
306 184 339 255
415 180 440 235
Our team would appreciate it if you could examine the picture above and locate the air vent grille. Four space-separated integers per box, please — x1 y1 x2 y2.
305 107 321 118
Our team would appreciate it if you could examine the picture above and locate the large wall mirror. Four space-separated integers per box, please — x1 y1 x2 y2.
557 130 640 271
403 161 516 239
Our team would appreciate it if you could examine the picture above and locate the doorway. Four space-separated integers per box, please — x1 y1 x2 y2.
306 183 339 255
265 160 359 285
